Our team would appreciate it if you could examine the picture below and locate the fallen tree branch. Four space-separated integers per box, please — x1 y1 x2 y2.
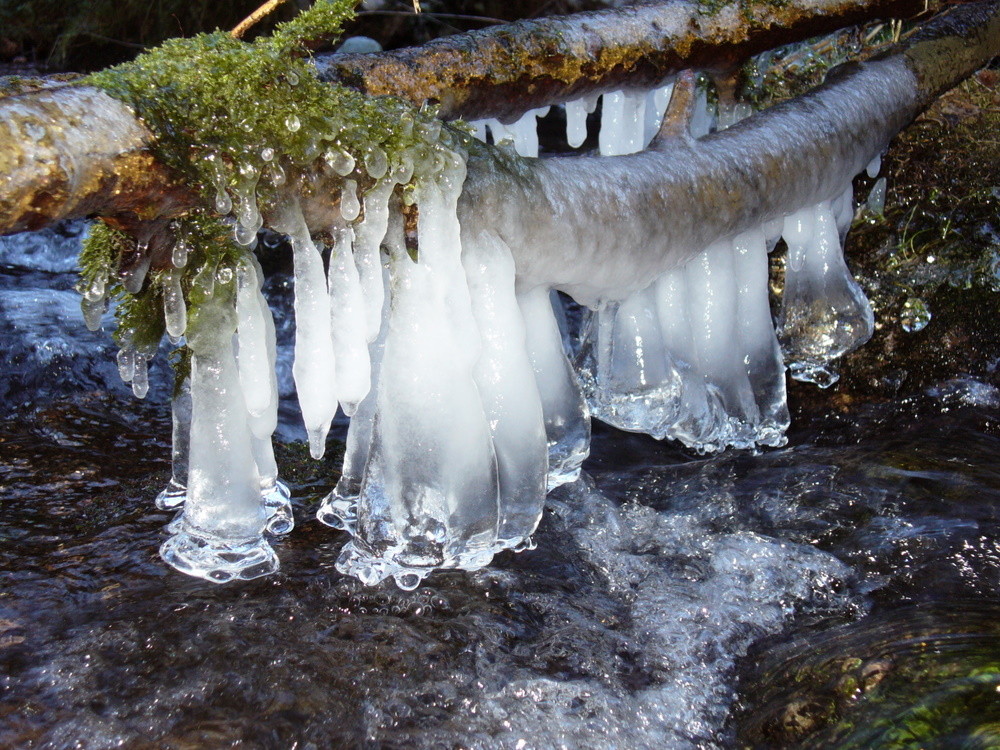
318 0 929 120
0 0 935 235
466 0 1000 302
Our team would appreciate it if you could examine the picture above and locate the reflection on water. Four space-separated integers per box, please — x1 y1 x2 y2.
2 225 1000 747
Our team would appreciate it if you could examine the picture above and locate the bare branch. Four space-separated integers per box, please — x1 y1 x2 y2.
317 0 929 120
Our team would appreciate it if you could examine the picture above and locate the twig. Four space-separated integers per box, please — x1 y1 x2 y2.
231 0 289 39
354 10 507 24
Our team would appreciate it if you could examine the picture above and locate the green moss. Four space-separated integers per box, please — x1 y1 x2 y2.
74 0 479 382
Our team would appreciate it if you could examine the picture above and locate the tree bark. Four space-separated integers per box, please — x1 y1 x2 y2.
318 0 928 121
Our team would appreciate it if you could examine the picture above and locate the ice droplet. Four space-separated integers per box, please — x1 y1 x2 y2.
901 297 931 332
285 114 301 132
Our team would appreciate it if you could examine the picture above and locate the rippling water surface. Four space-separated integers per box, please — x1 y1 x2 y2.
2 225 999 749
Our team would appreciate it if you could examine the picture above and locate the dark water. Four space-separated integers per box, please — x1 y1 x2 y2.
3 226 1000 749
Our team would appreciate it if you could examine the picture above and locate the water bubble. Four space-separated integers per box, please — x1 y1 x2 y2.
215 190 233 215
285 114 301 132
216 266 234 285
265 161 286 187
901 297 931 332
261 147 275 162
364 146 388 180
172 241 190 268
287 71 299 86
325 149 355 176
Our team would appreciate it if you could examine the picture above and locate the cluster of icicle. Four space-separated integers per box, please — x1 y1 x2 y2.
88 78 879 588
473 83 874 453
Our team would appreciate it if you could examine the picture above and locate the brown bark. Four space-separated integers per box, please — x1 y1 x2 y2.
0 86 194 235
317 0 929 120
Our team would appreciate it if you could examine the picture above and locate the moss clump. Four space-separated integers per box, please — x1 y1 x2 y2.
79 0 472 385
85 0 463 220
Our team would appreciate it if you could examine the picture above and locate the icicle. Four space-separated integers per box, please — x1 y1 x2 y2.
316 265 391 533
233 162 263 246
468 119 488 142
731 227 789 446
235 259 273 418
684 241 761 450
81 276 106 331
833 184 855 238
353 179 393 342
564 99 590 149
866 153 882 178
577 286 681 439
160 290 277 583
484 119 512 147
171 238 190 269
652 266 717 450
236 254 292 536
337 170 501 590
778 201 874 387
867 177 887 215
518 285 590 488
507 107 549 158
463 230 547 549
271 199 339 459
688 85 714 138
156 376 191 511
121 252 152 294
162 267 187 339
599 90 645 156
117 346 136 383
131 353 150 399
328 225 371 415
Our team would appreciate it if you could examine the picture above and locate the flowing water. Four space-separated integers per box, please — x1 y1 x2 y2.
2 224 1000 749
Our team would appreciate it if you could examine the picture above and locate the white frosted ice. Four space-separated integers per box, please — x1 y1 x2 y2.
564 98 590 148
271 199 339 458
235 259 274 421
327 225 371 415
338 173 502 588
160 290 277 583
463 229 547 547
778 199 874 387
517 285 590 488
599 90 645 156
353 179 392 342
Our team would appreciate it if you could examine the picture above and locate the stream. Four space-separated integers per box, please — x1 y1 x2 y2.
2 223 1000 748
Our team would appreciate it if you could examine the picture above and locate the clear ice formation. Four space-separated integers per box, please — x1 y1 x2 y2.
102 71 884 587
159 288 279 583
777 200 874 387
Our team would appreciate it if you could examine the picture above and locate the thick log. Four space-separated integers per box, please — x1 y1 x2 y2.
318 0 927 120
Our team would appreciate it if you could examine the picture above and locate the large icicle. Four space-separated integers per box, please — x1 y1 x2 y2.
337 169 501 590
160 286 277 583
316 263 391 533
517 285 590 488
237 256 293 536
271 199 339 458
777 198 874 387
463 229 547 549
327 224 371 415
684 241 761 451
732 227 789 446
